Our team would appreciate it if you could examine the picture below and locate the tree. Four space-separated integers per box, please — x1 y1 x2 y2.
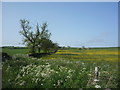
40 38 52 53
36 22 51 53
19 19 40 54
20 19 58 55
51 43 59 53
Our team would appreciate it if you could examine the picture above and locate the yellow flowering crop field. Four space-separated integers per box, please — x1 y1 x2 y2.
43 48 119 62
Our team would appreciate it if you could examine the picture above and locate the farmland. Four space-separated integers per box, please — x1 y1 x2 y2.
2 47 119 88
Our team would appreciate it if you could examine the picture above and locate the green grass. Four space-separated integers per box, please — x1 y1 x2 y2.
2 47 119 88
2 48 29 56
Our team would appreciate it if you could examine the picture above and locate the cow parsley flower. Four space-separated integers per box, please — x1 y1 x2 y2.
95 85 101 88
94 79 99 82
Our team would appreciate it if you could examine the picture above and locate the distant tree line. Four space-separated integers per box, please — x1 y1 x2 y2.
2 46 27 49
19 19 59 54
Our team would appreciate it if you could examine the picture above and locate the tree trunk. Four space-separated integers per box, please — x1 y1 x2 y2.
31 45 35 54
38 47 41 53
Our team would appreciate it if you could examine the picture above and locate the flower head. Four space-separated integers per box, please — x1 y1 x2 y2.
95 85 101 88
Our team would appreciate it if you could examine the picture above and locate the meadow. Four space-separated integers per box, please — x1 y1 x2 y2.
2 47 119 88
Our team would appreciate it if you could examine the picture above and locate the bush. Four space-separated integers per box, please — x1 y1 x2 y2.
1 52 12 62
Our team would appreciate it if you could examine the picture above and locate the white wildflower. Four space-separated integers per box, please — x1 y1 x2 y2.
57 80 61 86
94 79 99 82
35 78 39 83
65 79 67 81
19 81 26 86
15 74 21 80
82 62 85 65
53 84 56 86
56 71 58 73
83 68 86 70
8 79 11 82
66 76 70 79
95 85 101 88
88 74 91 76
6 65 11 71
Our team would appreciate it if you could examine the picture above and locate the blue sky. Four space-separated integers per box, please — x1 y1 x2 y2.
2 2 118 47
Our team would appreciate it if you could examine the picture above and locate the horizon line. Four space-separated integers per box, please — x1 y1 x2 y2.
0 45 119 48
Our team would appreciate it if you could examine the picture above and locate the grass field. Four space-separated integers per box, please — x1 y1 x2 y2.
2 48 29 56
2 47 119 88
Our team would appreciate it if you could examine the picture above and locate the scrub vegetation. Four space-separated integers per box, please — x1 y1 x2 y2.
2 47 119 88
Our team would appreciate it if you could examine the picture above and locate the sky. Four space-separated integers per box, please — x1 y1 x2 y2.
2 2 118 47
1 0 119 2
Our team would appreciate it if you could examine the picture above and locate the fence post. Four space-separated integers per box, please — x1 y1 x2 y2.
94 66 100 82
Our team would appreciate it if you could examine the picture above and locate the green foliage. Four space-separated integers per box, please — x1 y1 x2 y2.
19 19 37 54
19 19 58 54
2 48 119 88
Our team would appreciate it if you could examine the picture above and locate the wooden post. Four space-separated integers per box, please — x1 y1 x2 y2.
94 67 100 82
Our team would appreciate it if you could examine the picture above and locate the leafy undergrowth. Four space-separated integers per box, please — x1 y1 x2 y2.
2 53 118 88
